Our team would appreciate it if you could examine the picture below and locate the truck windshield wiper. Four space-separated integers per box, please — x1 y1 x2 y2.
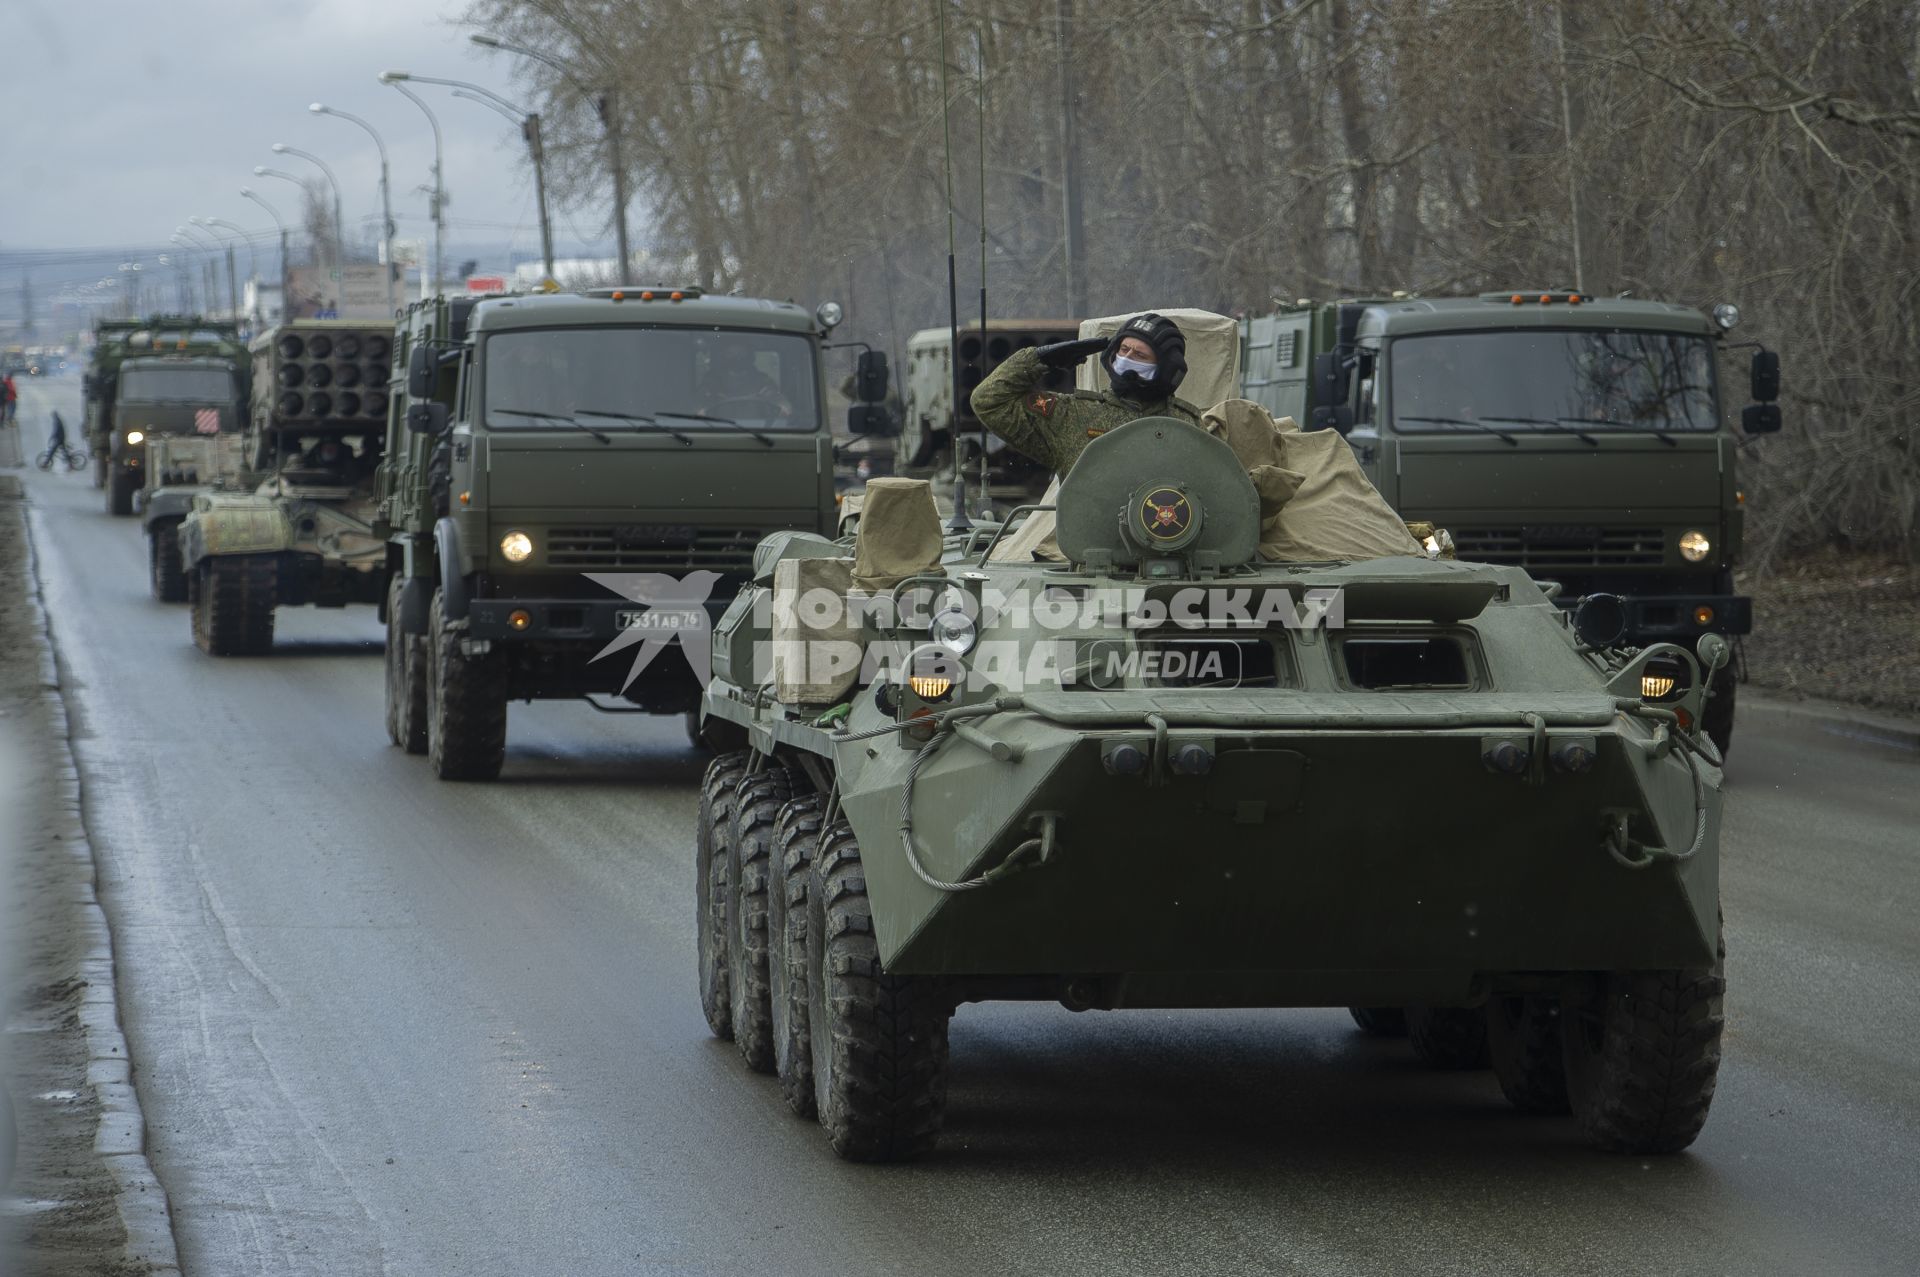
1481 416 1600 445
1567 417 1678 447
572 407 694 446
654 408 776 448
491 405 610 444
1395 415 1518 445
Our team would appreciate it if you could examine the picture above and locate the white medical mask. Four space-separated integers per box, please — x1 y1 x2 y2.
1112 355 1157 380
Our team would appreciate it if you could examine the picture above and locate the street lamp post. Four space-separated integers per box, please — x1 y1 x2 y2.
193 217 243 323
207 218 263 329
177 224 227 318
384 71 553 281
379 73 445 300
241 187 292 325
271 143 348 280
311 103 397 313
472 33 630 280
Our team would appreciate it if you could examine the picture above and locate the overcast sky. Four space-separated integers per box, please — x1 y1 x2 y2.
3 0 616 270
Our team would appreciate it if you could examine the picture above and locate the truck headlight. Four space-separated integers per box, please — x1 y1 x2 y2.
1678 530 1711 562
125 430 144 445
499 530 534 562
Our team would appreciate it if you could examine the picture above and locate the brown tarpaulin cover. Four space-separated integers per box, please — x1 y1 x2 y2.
851 477 944 591
1201 399 1422 562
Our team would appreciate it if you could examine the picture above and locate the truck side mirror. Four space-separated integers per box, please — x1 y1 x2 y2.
1750 349 1780 402
1741 403 1782 435
846 404 897 437
406 345 434 400
854 350 890 403
406 402 449 435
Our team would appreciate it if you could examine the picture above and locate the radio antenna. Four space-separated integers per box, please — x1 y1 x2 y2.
937 1 971 533
976 26 990 521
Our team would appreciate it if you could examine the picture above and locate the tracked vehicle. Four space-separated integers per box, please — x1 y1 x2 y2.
696 407 1729 1162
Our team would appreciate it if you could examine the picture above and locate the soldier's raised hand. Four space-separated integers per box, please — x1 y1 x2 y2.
1032 337 1109 369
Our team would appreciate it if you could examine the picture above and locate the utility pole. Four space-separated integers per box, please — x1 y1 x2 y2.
526 114 556 281
1056 0 1088 317
598 91 632 280
1552 0 1586 293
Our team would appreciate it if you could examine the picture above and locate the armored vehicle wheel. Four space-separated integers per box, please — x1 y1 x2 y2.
1348 1007 1407 1037
1703 665 1737 758
148 518 187 603
384 575 428 754
1405 1005 1490 1070
189 556 276 656
769 792 827 1118
1563 934 1725 1154
1486 996 1570 1114
107 466 137 516
728 766 796 1072
697 751 751 1039
807 818 950 1162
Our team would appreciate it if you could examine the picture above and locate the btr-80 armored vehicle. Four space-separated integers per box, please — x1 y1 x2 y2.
175 321 393 654
695 406 1729 1162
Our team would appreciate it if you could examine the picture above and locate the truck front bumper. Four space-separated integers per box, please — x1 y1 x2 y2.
468 596 728 643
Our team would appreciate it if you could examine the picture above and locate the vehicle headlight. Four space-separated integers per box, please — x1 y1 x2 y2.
929 606 977 656
125 430 144 445
499 530 534 563
1678 529 1711 562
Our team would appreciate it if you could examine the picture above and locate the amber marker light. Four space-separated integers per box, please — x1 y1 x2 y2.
458 491 471 506
508 609 532 631
1693 605 1716 626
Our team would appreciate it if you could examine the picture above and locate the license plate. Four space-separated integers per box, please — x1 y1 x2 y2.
616 608 702 631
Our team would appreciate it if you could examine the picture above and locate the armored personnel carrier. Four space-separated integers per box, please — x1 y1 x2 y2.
175 321 393 654
695 405 1729 1162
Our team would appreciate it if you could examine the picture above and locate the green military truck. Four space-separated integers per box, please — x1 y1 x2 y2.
176 321 393 653
82 317 250 516
1240 293 1782 751
380 287 879 781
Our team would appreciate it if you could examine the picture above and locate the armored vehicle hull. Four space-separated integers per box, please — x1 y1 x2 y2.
698 416 1728 1161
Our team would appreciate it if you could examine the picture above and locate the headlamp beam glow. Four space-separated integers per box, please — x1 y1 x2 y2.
125 430 145 445
1642 673 1677 699
499 530 534 562
1678 530 1711 562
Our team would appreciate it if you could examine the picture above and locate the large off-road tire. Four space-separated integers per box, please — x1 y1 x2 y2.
384 575 428 754
148 518 187 603
727 766 796 1073
1487 995 1570 1113
1703 664 1737 758
189 555 276 656
697 751 752 1039
807 819 951 1162
1349 1006 1408 1037
770 792 827 1118
425 589 508 781
107 465 137 516
1405 1005 1490 1070
1563 931 1725 1154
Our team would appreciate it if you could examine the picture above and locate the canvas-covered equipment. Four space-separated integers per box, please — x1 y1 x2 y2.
771 554 863 705
850 477 943 591
1075 308 1240 411
1202 399 1423 562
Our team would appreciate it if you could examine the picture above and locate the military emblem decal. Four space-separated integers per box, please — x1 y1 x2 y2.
1138 487 1192 541
1028 392 1055 416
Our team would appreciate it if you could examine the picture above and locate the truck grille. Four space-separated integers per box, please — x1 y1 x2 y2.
545 526 761 571
1452 527 1666 569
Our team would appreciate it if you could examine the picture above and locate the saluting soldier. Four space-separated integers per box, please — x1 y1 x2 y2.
968 312 1202 479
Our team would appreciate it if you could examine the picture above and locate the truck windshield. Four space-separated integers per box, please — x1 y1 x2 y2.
483 328 819 433
118 365 236 404
1390 330 1717 434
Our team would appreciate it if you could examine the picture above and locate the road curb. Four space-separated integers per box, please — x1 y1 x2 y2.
1743 688 1920 751
21 493 184 1274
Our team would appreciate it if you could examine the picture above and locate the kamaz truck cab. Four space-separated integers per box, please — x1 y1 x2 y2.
1241 293 1782 751
84 318 249 516
381 287 877 781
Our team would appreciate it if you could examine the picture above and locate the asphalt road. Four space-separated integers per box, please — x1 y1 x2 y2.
12 375 1920 1275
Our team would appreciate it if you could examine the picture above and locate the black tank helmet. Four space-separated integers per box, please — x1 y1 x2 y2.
1104 312 1188 400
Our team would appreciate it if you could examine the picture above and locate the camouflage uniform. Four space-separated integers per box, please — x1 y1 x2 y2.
969 346 1203 479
